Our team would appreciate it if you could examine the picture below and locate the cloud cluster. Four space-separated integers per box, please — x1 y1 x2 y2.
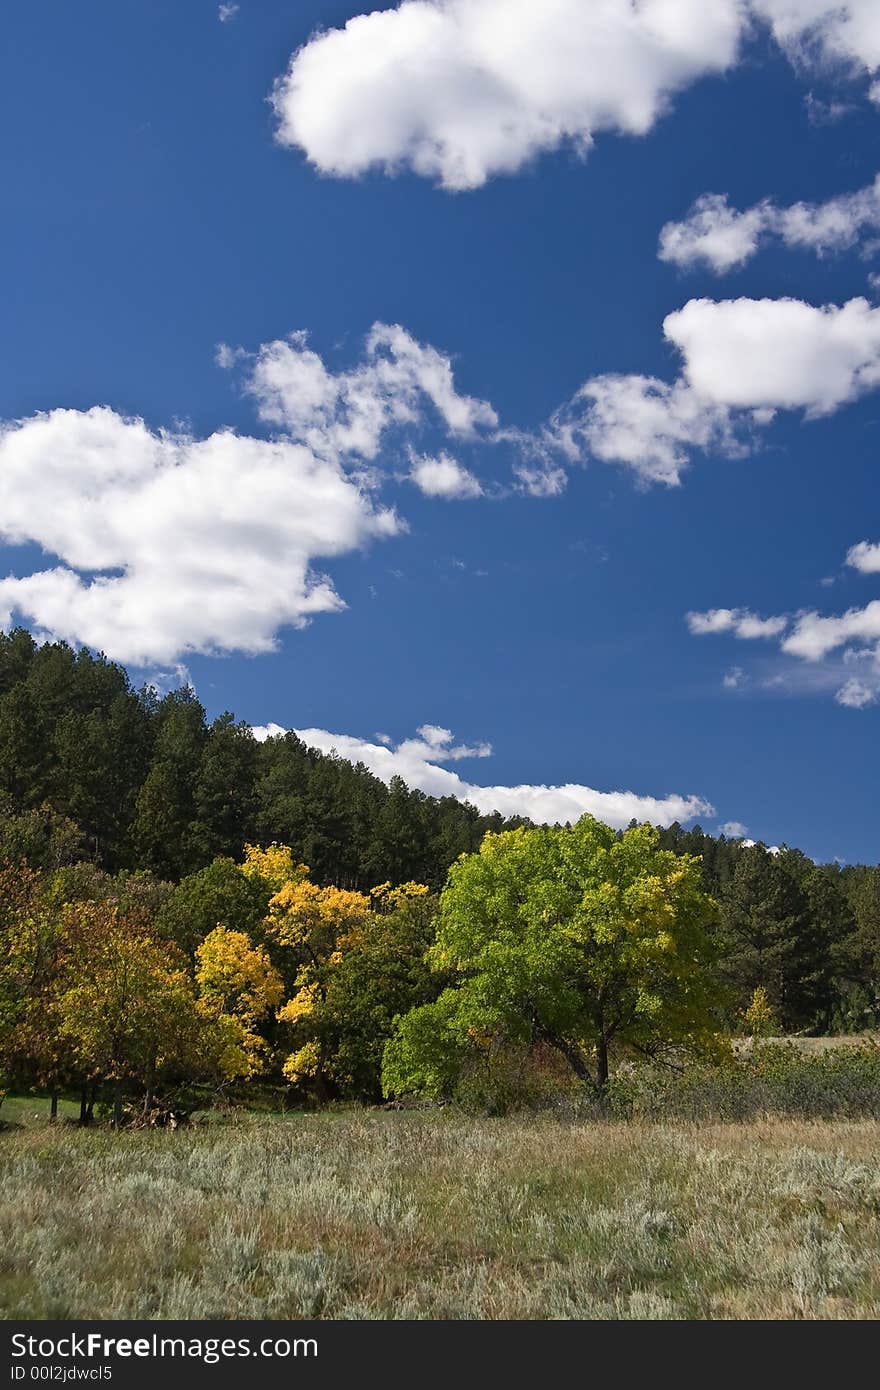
0 407 401 667
274 2 880 191
229 322 497 463
687 608 788 638
251 722 714 829
687 541 880 707
659 178 880 273
0 324 504 666
555 296 880 482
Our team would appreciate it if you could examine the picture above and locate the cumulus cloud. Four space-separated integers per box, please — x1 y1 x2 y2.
230 322 498 463
218 3 239 22
846 539 880 574
251 722 714 829
0 323 511 665
553 374 738 486
273 0 745 191
666 295 880 413
687 608 788 638
719 820 749 837
782 600 880 660
0 407 400 667
273 3 880 191
659 177 880 273
659 193 771 273
540 295 880 484
408 451 483 499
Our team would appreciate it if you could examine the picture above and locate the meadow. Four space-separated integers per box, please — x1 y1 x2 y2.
2 1099 880 1320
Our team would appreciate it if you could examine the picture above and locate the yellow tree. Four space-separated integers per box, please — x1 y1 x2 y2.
195 925 283 1078
274 879 434 1096
241 843 308 895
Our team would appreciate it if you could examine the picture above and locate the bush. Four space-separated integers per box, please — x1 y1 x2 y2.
603 1042 880 1122
453 1039 582 1116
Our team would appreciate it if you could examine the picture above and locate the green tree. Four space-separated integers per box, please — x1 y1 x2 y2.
155 857 271 957
131 690 207 878
383 817 723 1099
716 846 832 1031
190 715 258 864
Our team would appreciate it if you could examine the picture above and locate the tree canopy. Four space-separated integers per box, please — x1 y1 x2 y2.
383 818 725 1097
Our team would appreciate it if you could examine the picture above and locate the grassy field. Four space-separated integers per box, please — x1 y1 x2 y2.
2 1100 880 1319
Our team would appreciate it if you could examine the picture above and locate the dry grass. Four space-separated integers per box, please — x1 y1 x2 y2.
2 1106 879 1320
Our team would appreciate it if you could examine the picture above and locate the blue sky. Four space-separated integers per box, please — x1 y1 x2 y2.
1 0 879 861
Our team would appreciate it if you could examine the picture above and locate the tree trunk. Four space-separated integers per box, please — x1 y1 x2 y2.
549 1033 592 1085
79 1086 90 1127
50 1092 58 1123
112 1080 123 1130
596 1035 609 1089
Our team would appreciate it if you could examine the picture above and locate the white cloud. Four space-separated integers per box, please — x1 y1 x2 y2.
659 193 771 273
846 539 880 573
252 723 714 829
835 676 877 708
719 820 749 837
688 607 788 638
273 0 745 191
541 296 880 484
659 177 880 273
0 407 400 666
233 323 497 463
554 374 737 486
782 600 880 659
752 1 880 77
273 3 880 192
218 3 239 22
665 296 880 414
688 541 880 708
408 451 483 499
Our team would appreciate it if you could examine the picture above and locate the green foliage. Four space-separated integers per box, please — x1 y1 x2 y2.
0 631 525 887
155 857 270 956
384 817 725 1097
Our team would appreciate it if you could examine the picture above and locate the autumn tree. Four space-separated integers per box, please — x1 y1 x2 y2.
277 882 438 1100
195 925 283 1078
56 904 208 1125
382 817 724 1099
269 876 373 1093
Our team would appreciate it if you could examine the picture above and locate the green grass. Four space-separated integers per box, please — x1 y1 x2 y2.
2 1107 880 1319
0 1094 82 1127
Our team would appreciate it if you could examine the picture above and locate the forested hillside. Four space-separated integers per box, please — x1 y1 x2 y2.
0 627 878 1061
0 629 525 889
